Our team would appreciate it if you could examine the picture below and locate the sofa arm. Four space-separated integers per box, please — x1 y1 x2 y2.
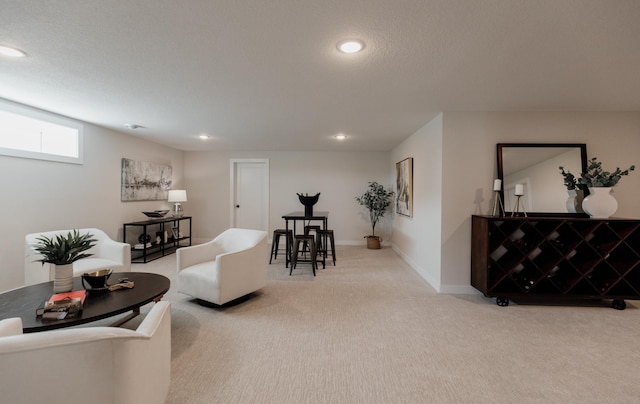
112 301 171 404
216 238 268 302
177 241 224 271
135 301 171 337
0 318 23 337
217 242 267 279
0 303 170 353
97 238 132 271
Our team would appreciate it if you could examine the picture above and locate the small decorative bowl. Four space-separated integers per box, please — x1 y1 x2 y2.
142 210 170 218
82 268 113 290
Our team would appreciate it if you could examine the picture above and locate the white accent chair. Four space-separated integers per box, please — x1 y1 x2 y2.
24 228 131 286
0 301 171 404
177 228 268 305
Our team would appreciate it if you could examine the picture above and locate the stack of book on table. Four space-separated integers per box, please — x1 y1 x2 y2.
36 290 87 320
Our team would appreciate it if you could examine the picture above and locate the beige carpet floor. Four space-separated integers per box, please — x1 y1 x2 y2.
127 246 640 404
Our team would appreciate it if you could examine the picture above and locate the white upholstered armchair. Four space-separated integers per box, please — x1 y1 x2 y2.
177 228 268 305
0 301 171 404
24 228 131 286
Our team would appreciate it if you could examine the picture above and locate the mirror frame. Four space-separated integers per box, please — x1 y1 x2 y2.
497 143 588 216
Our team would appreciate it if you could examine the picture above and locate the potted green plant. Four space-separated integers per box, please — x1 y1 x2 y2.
34 230 97 292
355 181 394 249
578 157 635 188
558 166 580 191
576 157 635 218
559 166 585 214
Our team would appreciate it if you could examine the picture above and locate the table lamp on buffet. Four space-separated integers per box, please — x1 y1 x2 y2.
168 189 187 217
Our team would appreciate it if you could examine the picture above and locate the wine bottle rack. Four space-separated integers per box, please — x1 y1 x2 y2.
471 215 640 309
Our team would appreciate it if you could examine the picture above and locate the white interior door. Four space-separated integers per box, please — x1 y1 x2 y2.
230 159 269 231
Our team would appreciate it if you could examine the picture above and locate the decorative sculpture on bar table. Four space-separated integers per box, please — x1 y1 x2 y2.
297 193 320 217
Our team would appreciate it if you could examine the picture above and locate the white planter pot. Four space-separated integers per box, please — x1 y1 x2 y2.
52 264 74 293
582 187 618 219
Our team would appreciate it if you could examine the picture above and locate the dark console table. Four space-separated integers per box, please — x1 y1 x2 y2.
124 216 192 263
471 215 640 309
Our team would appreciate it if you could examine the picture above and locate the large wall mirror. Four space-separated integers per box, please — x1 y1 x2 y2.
497 143 587 215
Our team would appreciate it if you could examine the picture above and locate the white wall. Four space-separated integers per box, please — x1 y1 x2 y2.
440 111 640 293
390 111 640 293
1 102 184 292
4 106 638 296
184 150 391 244
390 114 443 290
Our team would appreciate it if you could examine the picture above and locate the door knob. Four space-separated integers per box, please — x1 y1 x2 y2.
236 205 240 208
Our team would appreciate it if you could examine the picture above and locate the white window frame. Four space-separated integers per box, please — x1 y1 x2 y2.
0 98 84 164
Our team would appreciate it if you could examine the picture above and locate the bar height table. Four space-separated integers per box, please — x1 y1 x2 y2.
281 211 329 268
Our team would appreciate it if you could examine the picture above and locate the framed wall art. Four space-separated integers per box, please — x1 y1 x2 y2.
121 158 172 201
396 157 413 217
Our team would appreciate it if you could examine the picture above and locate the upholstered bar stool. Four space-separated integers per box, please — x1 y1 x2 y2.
269 229 293 264
317 229 336 266
291 235 317 276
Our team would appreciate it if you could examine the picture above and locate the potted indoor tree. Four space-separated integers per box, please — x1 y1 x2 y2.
355 181 394 249
33 230 97 292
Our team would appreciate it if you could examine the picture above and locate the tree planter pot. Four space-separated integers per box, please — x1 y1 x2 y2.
366 236 381 249
52 263 74 293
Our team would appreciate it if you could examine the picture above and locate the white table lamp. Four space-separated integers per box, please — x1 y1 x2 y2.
168 190 187 217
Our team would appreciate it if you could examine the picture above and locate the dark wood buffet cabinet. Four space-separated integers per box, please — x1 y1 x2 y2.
471 215 640 309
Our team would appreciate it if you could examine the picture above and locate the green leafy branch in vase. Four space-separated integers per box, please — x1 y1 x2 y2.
578 157 635 188
558 166 581 190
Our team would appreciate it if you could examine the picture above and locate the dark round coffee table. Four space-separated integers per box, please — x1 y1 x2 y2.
0 272 170 333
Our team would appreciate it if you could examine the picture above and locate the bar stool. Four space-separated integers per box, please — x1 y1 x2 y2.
317 229 336 266
269 229 293 264
290 235 317 276
304 225 322 252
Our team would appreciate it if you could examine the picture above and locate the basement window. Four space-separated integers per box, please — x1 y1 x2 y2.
0 99 83 164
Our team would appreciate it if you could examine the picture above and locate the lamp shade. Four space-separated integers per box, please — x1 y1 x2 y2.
168 190 187 202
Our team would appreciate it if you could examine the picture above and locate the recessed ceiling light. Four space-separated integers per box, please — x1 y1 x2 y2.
334 134 347 140
124 123 142 130
337 40 365 54
199 135 210 140
0 45 26 58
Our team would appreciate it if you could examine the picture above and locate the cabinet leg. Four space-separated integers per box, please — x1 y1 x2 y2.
496 296 509 307
611 299 626 310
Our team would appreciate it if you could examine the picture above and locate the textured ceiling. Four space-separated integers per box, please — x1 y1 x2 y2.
1 1 639 151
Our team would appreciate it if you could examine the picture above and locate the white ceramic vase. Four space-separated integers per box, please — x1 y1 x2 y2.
52 263 74 293
565 189 584 214
582 187 618 219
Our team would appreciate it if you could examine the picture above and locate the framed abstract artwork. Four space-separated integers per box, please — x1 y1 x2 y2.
121 158 172 201
396 157 413 217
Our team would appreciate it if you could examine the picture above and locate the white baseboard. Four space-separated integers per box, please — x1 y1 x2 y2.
438 284 479 294
391 244 477 295
391 244 441 292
